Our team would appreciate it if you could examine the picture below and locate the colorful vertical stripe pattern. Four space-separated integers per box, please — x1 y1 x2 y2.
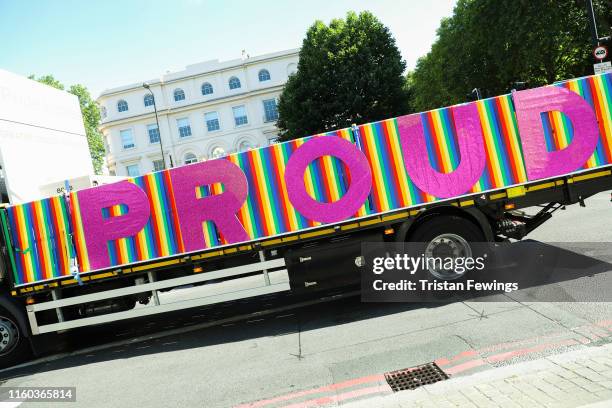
69 190 89 272
6 196 72 285
353 119 430 213
227 141 316 240
5 73 612 285
130 172 184 262
474 95 528 192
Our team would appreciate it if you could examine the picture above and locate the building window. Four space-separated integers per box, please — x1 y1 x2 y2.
177 118 192 137
238 140 254 152
228 76 241 90
147 124 160 144
144 94 154 107
263 99 279 122
210 146 226 159
184 153 198 165
201 82 213 95
117 100 128 112
258 69 271 82
100 106 107 119
153 159 164 172
232 105 248 126
174 88 185 102
205 111 220 132
126 164 140 177
120 129 135 149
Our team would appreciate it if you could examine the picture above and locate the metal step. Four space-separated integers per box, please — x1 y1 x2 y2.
27 258 288 334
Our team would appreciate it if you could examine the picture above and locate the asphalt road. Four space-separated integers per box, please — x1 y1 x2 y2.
0 192 610 408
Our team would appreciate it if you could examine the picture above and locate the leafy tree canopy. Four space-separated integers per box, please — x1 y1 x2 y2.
409 0 612 112
29 75 105 174
277 11 410 140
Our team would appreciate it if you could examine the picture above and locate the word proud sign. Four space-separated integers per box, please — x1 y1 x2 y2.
6 74 612 284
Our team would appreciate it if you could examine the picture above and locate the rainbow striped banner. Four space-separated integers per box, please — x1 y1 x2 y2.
5 196 73 285
4 73 612 286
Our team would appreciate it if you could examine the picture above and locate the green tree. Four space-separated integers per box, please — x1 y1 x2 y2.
277 11 410 140
409 0 612 112
28 75 105 174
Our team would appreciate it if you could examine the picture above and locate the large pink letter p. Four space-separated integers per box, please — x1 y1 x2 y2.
77 181 151 270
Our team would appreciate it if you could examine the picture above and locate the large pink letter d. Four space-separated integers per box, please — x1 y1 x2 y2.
513 86 599 181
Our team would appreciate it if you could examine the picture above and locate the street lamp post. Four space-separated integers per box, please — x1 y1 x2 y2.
142 82 168 170
585 0 599 46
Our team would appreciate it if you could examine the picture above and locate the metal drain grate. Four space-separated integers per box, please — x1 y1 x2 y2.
385 362 449 392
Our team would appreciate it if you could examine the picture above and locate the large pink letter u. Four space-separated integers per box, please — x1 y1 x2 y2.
397 103 486 198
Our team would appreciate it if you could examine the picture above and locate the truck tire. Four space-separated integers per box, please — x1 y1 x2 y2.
0 306 31 369
408 215 487 281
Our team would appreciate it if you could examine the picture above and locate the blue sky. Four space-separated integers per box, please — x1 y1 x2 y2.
0 0 457 97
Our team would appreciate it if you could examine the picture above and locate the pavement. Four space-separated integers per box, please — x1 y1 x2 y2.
344 342 612 408
0 192 609 408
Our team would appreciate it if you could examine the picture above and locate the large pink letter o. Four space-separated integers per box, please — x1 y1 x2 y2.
284 137 372 224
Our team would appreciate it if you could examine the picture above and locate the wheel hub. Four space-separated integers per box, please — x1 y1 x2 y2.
424 233 473 280
0 316 19 355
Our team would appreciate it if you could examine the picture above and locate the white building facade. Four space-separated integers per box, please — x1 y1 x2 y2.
97 49 299 177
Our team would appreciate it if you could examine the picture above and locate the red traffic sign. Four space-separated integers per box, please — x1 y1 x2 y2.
594 45 608 61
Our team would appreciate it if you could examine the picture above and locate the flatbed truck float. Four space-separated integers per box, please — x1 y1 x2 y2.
0 73 611 368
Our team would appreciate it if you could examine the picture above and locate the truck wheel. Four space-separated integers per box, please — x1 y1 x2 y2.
0 307 31 369
408 215 486 281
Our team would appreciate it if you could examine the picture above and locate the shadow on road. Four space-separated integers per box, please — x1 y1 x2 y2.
1 240 610 381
